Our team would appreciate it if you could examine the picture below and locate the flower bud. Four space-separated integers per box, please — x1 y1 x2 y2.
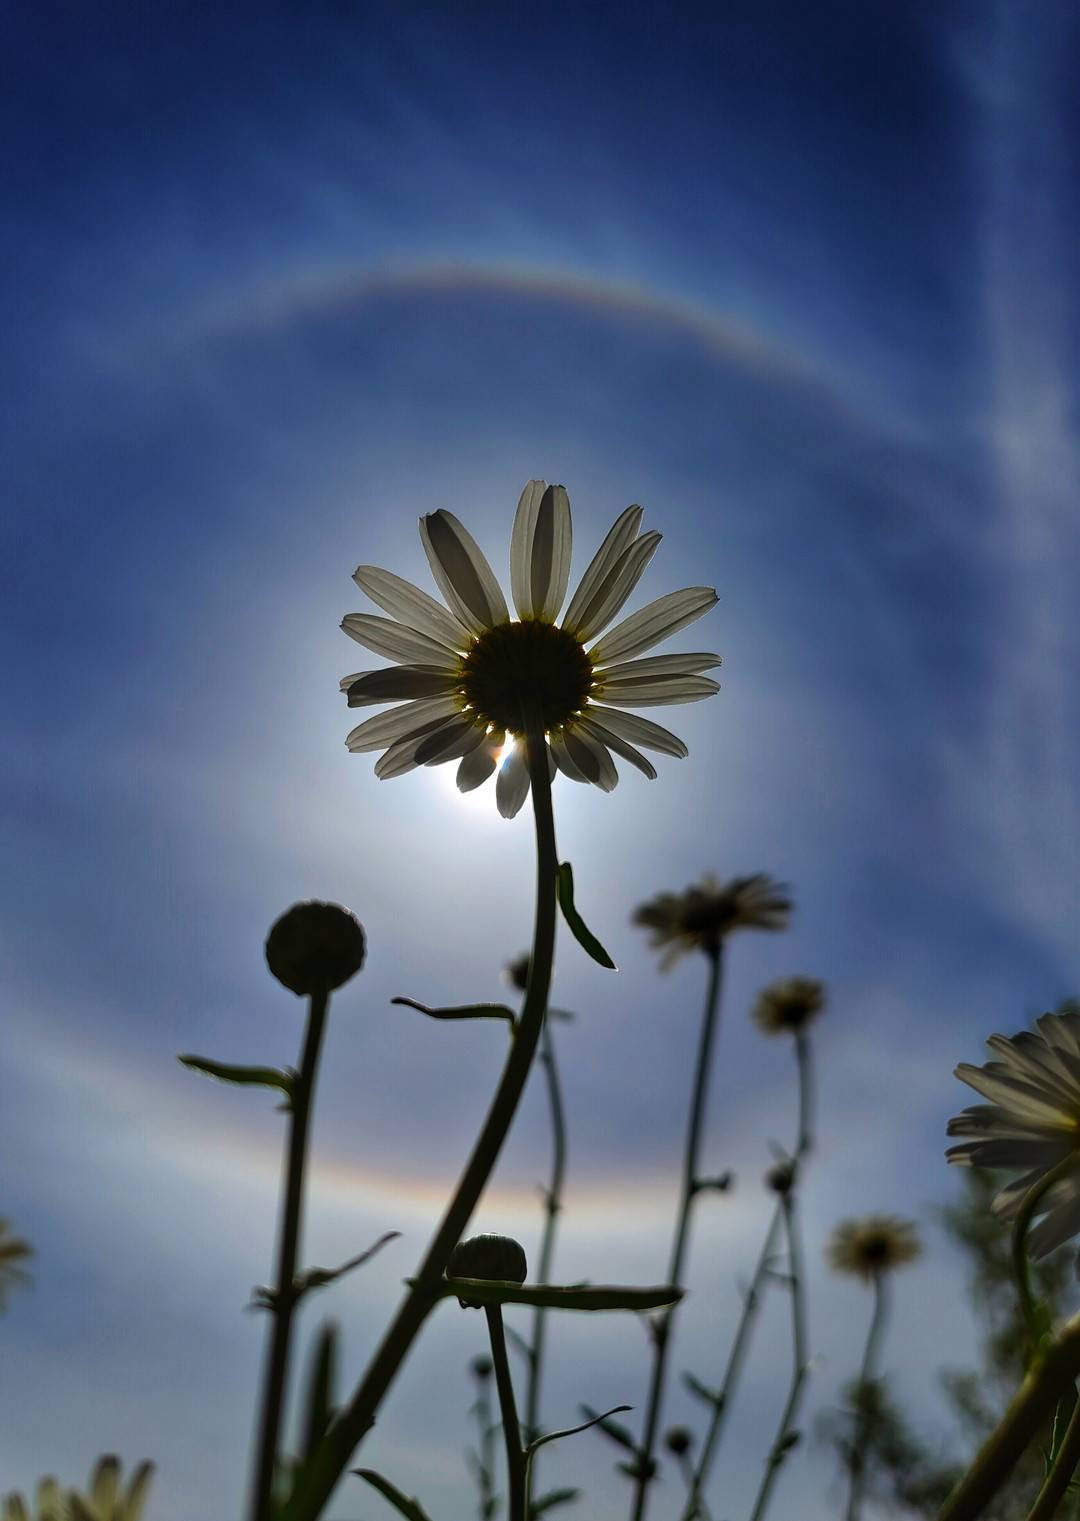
765 1161 795 1196
664 1426 694 1456
447 1234 527 1308
505 954 531 993
470 1354 494 1381
265 901 366 996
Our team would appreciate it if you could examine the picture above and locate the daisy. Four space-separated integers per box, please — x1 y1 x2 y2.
632 872 791 968
946 1010 1080 1258
341 481 720 817
826 1217 921 1281
752 976 826 1037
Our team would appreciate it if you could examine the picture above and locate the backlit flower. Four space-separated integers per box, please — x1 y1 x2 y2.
752 976 825 1037
827 1217 921 1281
632 873 791 968
341 482 720 817
3 1459 154 1521
946 1011 1080 1258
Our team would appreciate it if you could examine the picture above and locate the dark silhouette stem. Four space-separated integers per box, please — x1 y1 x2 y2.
747 1192 810 1521
281 718 558 1521
487 1305 526 1521
525 1014 567 1465
845 1272 889 1521
249 987 331 1521
631 946 724 1521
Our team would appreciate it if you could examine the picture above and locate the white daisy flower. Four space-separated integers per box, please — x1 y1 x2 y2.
341 481 720 818
946 1010 1080 1258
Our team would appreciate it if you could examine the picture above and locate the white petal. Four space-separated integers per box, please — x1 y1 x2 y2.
562 729 618 791
548 732 590 783
578 715 657 779
589 587 719 665
352 565 470 649
345 696 460 752
496 741 532 818
954 1063 1074 1126
415 716 488 766
1028 1188 1080 1258
566 531 662 643
561 505 644 634
596 675 720 707
457 730 504 792
420 510 509 635
511 482 573 622
510 480 546 619
375 722 465 779
341 613 461 668
343 666 461 707
587 705 688 757
595 651 723 679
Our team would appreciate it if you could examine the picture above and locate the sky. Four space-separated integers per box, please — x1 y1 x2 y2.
3 1 1080 1517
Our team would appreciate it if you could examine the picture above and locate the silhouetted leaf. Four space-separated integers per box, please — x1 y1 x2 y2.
251 1232 399 1311
530 1407 633 1457
682 1371 722 1408
578 1404 639 1452
178 1054 295 1103
421 1279 682 1312
300 1324 338 1466
352 1469 435 1521
531 1487 580 1513
392 996 515 1024
556 863 616 969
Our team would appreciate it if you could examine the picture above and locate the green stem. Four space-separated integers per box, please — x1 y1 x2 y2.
682 1029 813 1520
747 1192 810 1521
471 1367 498 1521
487 1305 526 1521
249 988 331 1521
936 1311 1080 1521
525 1018 567 1442
1012 1156 1080 1357
630 946 724 1521
845 1272 890 1521
281 720 559 1521
1026 1390 1080 1521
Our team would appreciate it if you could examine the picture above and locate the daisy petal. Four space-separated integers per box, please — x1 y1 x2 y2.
595 675 720 707
595 651 723 679
352 565 470 649
561 505 644 635
589 587 719 665
345 696 461 752
415 716 488 766
563 728 619 791
510 481 573 621
510 479 546 619
496 740 532 818
344 666 461 707
566 531 662 644
341 613 461 667
374 733 431 779
420 510 509 635
548 732 590 783
578 715 657 779
457 729 504 792
1028 1189 1080 1258
587 705 688 757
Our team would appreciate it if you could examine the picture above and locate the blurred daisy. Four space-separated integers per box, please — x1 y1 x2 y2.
752 976 826 1036
827 1217 921 1281
0 1218 32 1311
947 1011 1080 1257
632 873 791 968
341 481 719 817
3 1459 153 1521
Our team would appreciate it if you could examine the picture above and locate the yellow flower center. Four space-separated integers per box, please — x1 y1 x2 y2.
460 620 593 733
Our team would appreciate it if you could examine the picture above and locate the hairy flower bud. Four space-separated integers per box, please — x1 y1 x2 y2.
265 901 366 996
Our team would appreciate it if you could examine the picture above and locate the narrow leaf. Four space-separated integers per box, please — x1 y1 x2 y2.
294 1232 401 1295
556 863 617 969
531 1487 581 1514
421 1279 682 1312
578 1404 639 1453
299 1324 338 1465
392 997 515 1025
178 1054 295 1101
352 1469 435 1521
682 1371 722 1408
530 1406 633 1457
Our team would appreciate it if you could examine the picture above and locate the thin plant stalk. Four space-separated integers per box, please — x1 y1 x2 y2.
747 1191 810 1521
282 716 559 1521
682 1031 813 1520
249 988 331 1521
844 1271 890 1521
1026 1393 1080 1521
469 1364 499 1521
631 945 724 1521
525 1015 568 1447
487 1304 526 1521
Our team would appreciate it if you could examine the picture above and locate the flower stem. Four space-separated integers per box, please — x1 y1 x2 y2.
1012 1155 1079 1357
681 1030 813 1520
487 1305 526 1521
523 1014 567 1512
249 987 331 1521
1026 1392 1080 1521
844 1271 890 1521
630 945 724 1521
746 1191 810 1521
281 719 559 1521
936 1310 1080 1521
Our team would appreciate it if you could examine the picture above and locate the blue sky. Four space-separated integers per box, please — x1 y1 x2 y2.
4 2 1079 1517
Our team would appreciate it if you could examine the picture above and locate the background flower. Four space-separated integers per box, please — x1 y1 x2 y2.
827 1218 921 1282
633 873 791 967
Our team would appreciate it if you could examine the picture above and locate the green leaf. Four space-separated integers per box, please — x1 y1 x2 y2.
392 997 515 1024
352 1469 435 1521
178 1054 295 1104
556 863 617 969
578 1404 639 1453
682 1371 722 1408
530 1406 633 1458
531 1488 581 1514
251 1232 400 1312
420 1279 682 1312
299 1324 338 1466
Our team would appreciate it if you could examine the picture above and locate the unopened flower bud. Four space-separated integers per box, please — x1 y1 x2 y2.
505 954 531 993
470 1354 494 1381
766 1162 795 1196
664 1426 694 1456
447 1234 527 1308
265 901 366 996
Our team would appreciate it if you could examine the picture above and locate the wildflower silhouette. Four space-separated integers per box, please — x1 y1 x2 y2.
633 873 791 970
752 976 825 1036
342 481 720 815
0 1219 33 1312
827 1217 920 1521
3 1458 154 1521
